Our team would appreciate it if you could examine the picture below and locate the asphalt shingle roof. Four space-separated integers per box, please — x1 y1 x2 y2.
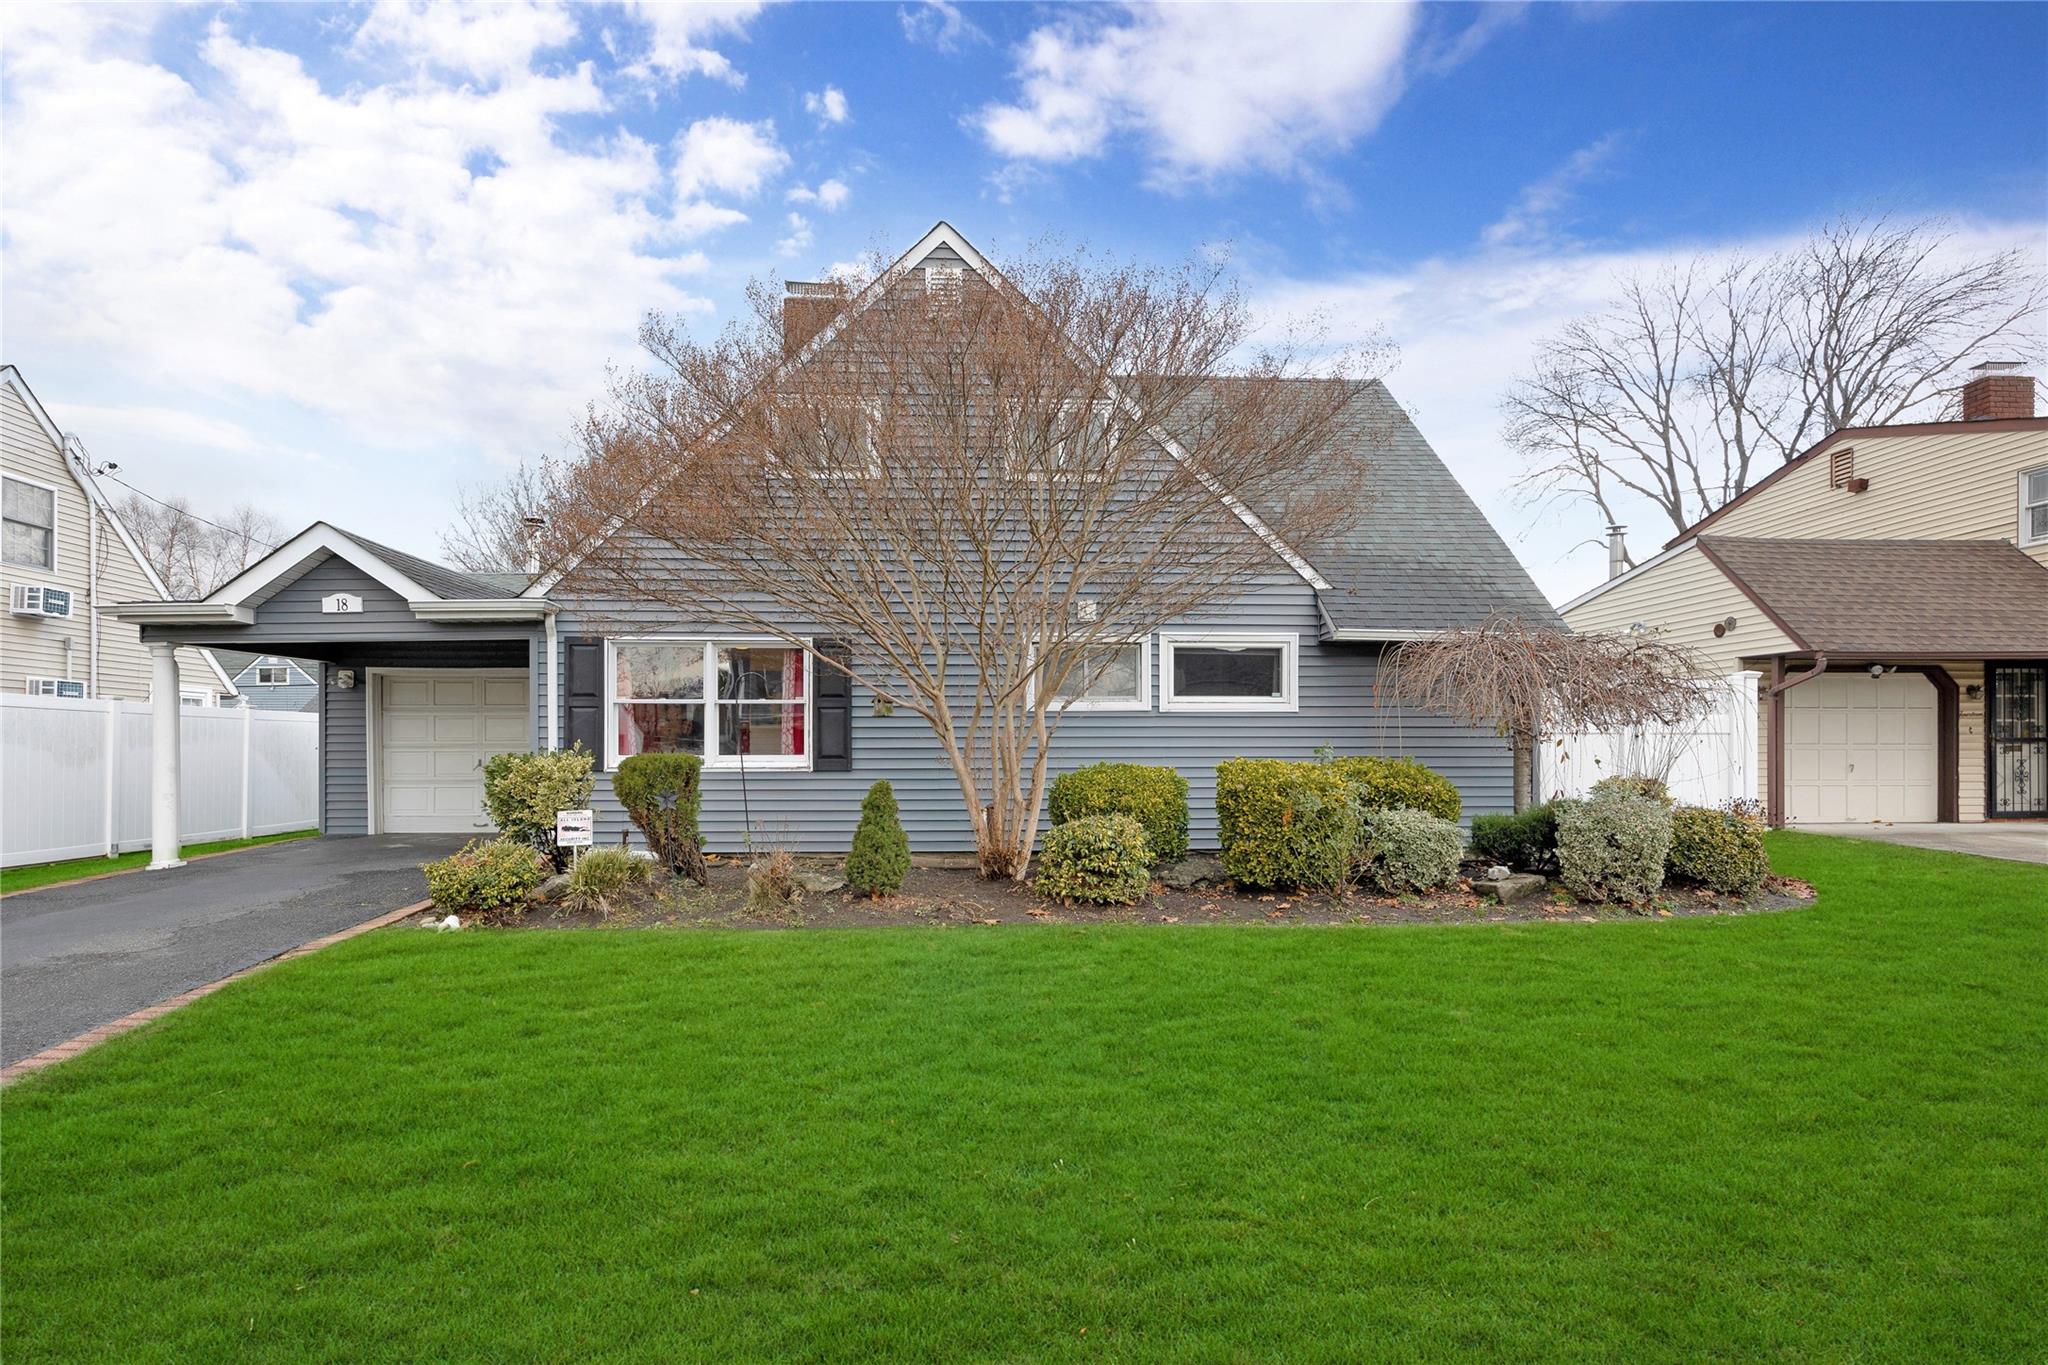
339 531 528 599
1698 537 2048 656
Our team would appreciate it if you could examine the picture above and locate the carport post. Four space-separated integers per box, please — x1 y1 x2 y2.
148 641 185 870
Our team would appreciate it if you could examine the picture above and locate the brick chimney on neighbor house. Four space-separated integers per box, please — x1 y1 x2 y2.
783 280 849 356
1961 361 2035 421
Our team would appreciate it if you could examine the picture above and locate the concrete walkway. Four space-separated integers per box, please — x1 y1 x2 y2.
0 835 463 1066
1793 822 2048 866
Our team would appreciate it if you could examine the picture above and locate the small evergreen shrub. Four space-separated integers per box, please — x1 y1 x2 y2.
1033 815 1152 905
482 746 596 867
1667 805 1770 896
613 753 706 883
1555 794 1673 905
1589 774 1673 808
563 847 651 916
1359 807 1464 894
847 780 911 896
1468 802 1561 872
1048 762 1190 864
422 837 549 914
746 850 803 915
1215 758 1362 891
1326 755 1462 823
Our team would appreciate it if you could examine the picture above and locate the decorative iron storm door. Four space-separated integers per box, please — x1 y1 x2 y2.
1987 663 2048 818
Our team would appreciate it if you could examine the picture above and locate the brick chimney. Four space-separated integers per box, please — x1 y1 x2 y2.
783 280 848 356
1961 361 2035 421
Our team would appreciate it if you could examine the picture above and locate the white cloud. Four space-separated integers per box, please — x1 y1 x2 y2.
353 0 578 83
900 0 986 53
1253 217 2048 605
976 3 1419 184
617 0 765 84
786 177 850 211
672 116 789 199
1482 133 1625 249
777 211 814 257
803 84 849 125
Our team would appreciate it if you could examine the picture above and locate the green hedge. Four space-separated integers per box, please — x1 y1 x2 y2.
1589 775 1673 807
422 837 550 914
482 747 596 868
1556 794 1673 905
1667 805 1770 896
1359 807 1465 894
1325 755 1462 823
613 753 705 882
1048 762 1190 865
1469 802 1561 873
1034 815 1152 905
847 780 911 896
1215 758 1361 891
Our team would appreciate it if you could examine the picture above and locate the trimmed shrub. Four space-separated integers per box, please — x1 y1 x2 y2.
1034 815 1151 905
1326 755 1462 824
1215 758 1362 892
1555 794 1673 905
1469 802 1561 873
746 850 803 915
1359 807 1464 894
1589 774 1673 808
1048 762 1190 865
422 837 549 914
1667 805 1770 896
563 847 651 916
847 780 911 896
482 746 596 868
613 753 707 883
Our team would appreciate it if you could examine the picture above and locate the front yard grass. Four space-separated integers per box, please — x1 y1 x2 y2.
3 833 2041 1361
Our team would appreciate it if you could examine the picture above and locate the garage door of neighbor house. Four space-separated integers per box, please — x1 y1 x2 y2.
1784 672 1938 823
376 670 529 834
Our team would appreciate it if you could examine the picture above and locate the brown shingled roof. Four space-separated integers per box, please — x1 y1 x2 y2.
1696 537 2048 657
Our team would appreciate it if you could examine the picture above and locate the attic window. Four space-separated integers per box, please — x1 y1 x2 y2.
1828 448 1855 489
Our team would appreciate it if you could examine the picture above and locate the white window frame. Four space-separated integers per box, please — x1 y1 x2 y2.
1158 630 1299 713
1030 634 1152 713
766 397 883 480
180 690 214 707
254 665 291 686
2021 464 2048 548
2 474 59 573
605 636 815 772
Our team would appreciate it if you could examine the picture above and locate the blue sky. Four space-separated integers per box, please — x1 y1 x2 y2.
4 1 2043 602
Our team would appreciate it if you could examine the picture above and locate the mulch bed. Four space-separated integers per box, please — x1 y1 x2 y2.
428 857 1818 932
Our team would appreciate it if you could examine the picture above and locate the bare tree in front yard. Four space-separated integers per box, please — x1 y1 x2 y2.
1505 216 2044 562
118 494 281 599
439 457 559 573
545 246 1392 879
1383 615 1712 809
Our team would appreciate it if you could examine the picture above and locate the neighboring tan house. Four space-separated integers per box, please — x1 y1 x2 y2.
213 650 321 713
2 366 233 705
110 221 1559 857
1562 362 2048 826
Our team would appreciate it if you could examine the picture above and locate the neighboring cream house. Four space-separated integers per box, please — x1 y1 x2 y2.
1563 362 2048 827
2 366 233 704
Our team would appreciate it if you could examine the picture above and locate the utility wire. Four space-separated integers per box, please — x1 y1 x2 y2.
93 467 281 550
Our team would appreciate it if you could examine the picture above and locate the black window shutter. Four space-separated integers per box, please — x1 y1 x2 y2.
564 637 604 765
813 638 852 772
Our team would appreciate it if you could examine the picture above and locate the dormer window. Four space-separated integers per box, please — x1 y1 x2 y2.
1828 448 1855 489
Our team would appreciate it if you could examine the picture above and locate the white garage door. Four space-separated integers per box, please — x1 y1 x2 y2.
377 670 529 834
1784 672 1938 823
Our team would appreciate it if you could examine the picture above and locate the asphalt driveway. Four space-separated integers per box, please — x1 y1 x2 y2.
1796 822 2048 866
1 835 464 1066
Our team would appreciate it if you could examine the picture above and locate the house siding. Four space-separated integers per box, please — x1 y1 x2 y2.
3 383 225 701
1561 544 1801 675
231 658 319 713
548 574 1515 854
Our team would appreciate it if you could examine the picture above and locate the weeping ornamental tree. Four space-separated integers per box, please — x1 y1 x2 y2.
1383 616 1712 810
543 242 1389 879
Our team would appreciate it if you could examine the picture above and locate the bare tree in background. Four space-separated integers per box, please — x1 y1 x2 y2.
118 494 281 599
1383 615 1712 809
1506 216 2045 563
546 246 1391 879
440 458 557 572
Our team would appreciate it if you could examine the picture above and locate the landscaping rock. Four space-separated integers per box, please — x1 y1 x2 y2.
794 870 847 896
1157 853 1227 890
534 872 573 904
1474 872 1546 905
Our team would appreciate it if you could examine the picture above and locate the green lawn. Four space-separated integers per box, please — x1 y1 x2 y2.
0 829 318 895
3 833 2041 1361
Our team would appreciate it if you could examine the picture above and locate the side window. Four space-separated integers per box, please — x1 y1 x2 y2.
2022 466 2048 546
3 477 56 571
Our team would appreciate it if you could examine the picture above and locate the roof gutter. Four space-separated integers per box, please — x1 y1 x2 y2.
410 599 557 622
102 602 256 626
1768 653 1828 695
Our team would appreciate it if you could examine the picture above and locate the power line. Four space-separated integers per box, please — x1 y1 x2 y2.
94 468 281 549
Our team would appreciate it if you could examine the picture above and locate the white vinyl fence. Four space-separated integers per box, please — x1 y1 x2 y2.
1 694 319 868
1537 672 1760 810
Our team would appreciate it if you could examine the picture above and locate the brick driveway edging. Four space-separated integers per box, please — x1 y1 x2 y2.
0 898 431 1086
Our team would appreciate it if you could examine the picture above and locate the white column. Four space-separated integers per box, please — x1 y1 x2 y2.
239 700 254 839
148 641 186 870
545 612 560 750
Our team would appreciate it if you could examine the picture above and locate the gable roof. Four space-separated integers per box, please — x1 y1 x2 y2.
1696 535 2048 656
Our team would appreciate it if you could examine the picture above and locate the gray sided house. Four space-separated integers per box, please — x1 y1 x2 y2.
213 650 322 713
112 223 1558 862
